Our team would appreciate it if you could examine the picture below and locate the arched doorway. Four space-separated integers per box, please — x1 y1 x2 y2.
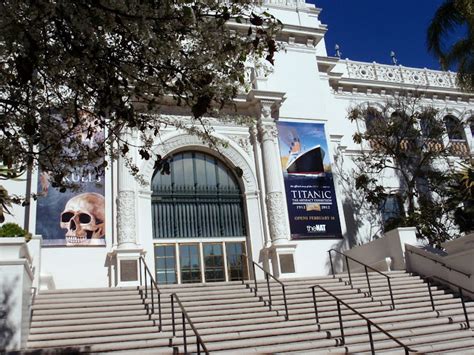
151 151 247 284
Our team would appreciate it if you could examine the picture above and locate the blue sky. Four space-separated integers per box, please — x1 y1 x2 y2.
311 0 447 70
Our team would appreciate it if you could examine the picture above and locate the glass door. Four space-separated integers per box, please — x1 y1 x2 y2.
154 245 177 284
203 243 225 282
226 242 246 281
179 244 202 283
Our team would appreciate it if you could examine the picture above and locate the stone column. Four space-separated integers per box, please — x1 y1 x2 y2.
257 102 290 245
116 159 138 249
111 133 144 287
253 97 297 277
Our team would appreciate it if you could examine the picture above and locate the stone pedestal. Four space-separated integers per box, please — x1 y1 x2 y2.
268 243 298 277
110 248 144 287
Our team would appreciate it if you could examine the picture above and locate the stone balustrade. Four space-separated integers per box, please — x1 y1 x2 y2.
344 60 458 89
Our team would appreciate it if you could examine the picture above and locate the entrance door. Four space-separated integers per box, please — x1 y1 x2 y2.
179 244 202 283
203 243 225 282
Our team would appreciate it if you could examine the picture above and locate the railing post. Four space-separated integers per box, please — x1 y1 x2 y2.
139 258 142 286
427 278 435 311
171 294 176 337
311 287 319 324
282 285 289 320
197 337 200 355
459 287 470 328
345 256 352 286
158 292 162 331
150 278 154 315
364 265 372 295
387 277 395 309
182 312 187 354
328 250 335 278
336 300 345 345
144 269 148 299
266 273 272 309
253 263 257 296
367 320 375 355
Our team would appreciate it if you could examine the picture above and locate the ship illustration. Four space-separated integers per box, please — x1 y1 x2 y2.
286 145 325 175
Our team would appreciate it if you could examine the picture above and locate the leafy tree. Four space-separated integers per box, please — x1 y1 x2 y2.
0 0 281 218
449 164 474 233
427 0 474 91
348 93 471 246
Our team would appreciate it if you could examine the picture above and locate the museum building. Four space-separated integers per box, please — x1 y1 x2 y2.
3 0 474 291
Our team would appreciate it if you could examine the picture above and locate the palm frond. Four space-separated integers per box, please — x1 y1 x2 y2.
427 0 465 67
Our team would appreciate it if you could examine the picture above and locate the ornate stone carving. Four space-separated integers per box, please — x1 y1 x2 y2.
265 192 288 242
401 68 428 86
258 122 279 144
263 0 306 8
344 60 458 89
347 62 376 81
377 66 402 82
117 190 137 245
228 135 253 156
141 133 258 193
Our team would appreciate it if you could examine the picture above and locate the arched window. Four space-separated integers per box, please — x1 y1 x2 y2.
151 151 246 239
444 115 465 140
365 107 383 133
379 194 404 232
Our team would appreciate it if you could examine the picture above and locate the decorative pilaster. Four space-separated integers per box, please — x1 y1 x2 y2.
248 89 297 278
257 101 290 245
116 190 137 247
111 133 144 287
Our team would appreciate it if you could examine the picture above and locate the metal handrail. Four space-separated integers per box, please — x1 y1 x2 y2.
310 284 416 355
242 254 289 320
407 249 471 278
171 293 209 355
424 275 472 329
328 249 395 309
138 256 163 331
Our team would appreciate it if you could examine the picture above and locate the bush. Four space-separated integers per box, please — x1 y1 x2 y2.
0 222 30 241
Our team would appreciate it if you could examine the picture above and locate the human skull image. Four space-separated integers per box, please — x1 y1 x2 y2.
60 193 105 246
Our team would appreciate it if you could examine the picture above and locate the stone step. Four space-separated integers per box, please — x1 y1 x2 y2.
28 325 161 342
27 273 474 354
29 319 157 334
27 331 171 349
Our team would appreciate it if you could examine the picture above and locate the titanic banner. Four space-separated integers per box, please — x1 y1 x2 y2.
277 121 342 239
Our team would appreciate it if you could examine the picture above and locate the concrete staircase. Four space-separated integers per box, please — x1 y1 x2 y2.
27 271 474 353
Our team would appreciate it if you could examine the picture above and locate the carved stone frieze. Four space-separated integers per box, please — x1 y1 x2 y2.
228 134 253 156
263 0 306 8
141 133 258 193
265 192 288 242
343 60 458 90
117 190 136 245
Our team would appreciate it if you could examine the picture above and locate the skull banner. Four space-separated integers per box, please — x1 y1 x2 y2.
35 171 106 247
35 113 106 247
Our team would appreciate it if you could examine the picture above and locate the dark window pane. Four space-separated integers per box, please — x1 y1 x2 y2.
152 152 246 239
445 116 464 140
226 242 246 281
154 245 177 285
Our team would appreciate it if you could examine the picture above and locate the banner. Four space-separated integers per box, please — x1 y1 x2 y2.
35 117 106 247
277 121 342 239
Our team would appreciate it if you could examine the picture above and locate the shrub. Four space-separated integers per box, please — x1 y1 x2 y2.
0 222 30 241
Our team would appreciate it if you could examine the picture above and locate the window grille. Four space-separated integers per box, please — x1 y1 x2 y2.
151 152 246 238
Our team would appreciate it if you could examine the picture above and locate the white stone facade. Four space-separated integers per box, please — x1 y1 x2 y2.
2 0 473 289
